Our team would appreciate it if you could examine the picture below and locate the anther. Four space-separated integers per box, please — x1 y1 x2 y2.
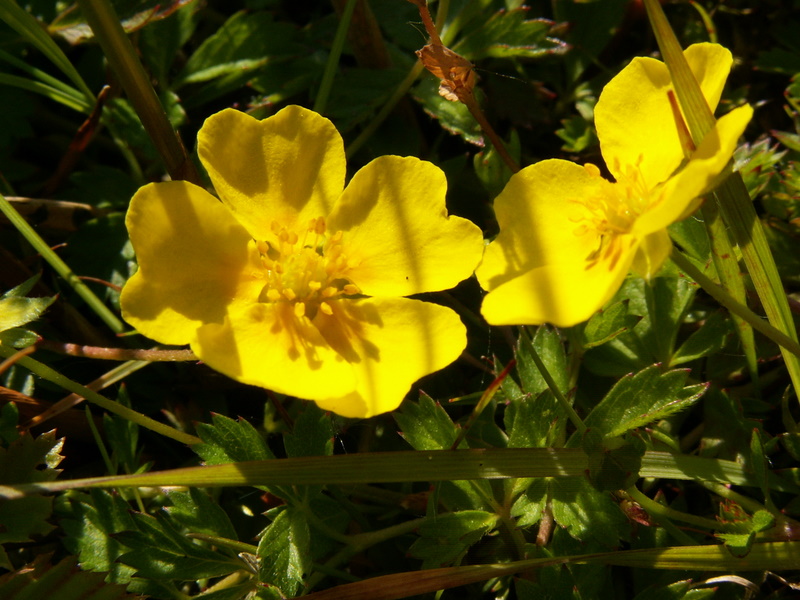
294 302 306 318
343 284 360 295
319 302 333 316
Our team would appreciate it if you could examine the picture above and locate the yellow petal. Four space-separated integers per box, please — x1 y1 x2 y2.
197 106 346 241
120 181 259 345
476 159 607 292
193 301 357 399
312 297 467 418
595 43 733 187
327 156 483 296
630 229 672 279
480 235 638 328
634 104 753 236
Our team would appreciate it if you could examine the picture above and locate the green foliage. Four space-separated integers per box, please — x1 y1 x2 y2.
2 0 800 598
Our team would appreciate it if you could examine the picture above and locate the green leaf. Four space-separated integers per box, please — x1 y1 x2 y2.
412 76 482 146
671 310 733 366
176 11 297 86
669 215 711 263
116 511 243 580
394 393 459 451
549 477 629 548
556 113 597 153
582 365 707 438
59 489 138 583
581 299 639 349
409 510 498 569
0 295 55 332
0 0 95 101
0 327 39 348
164 488 238 541
748 428 772 506
257 507 311 597
505 389 564 449
583 430 646 491
195 413 275 465
453 8 566 60
510 478 547 528
284 403 333 458
473 129 519 198
516 325 568 397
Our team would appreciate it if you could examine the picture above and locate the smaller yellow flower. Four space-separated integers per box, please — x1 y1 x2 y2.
121 106 483 418
477 43 753 328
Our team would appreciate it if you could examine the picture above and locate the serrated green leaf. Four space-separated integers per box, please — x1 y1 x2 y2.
0 295 55 332
582 365 706 438
669 215 711 263
176 11 297 86
394 393 459 450
510 478 547 528
409 510 498 569
195 413 275 464
581 299 638 349
583 430 645 491
257 507 311 597
117 511 242 580
284 403 333 458
59 489 137 583
164 488 238 541
550 477 628 547
506 389 564 449
556 113 597 153
671 310 733 366
454 9 566 60
516 325 568 397
412 76 483 146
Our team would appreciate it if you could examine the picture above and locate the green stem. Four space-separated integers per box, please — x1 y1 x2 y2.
671 249 800 358
305 517 426 591
627 486 722 532
0 345 199 446
697 199 759 387
76 0 199 183
0 193 125 333
313 0 358 114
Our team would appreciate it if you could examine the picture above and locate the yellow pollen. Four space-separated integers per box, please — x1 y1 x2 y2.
255 217 359 320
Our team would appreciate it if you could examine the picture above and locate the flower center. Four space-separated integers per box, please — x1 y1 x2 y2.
255 217 359 320
568 159 651 268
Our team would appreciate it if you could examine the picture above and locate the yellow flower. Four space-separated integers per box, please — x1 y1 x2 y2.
477 43 753 328
120 106 483 418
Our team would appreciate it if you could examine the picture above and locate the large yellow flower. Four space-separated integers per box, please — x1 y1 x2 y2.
476 43 753 328
120 106 483 418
